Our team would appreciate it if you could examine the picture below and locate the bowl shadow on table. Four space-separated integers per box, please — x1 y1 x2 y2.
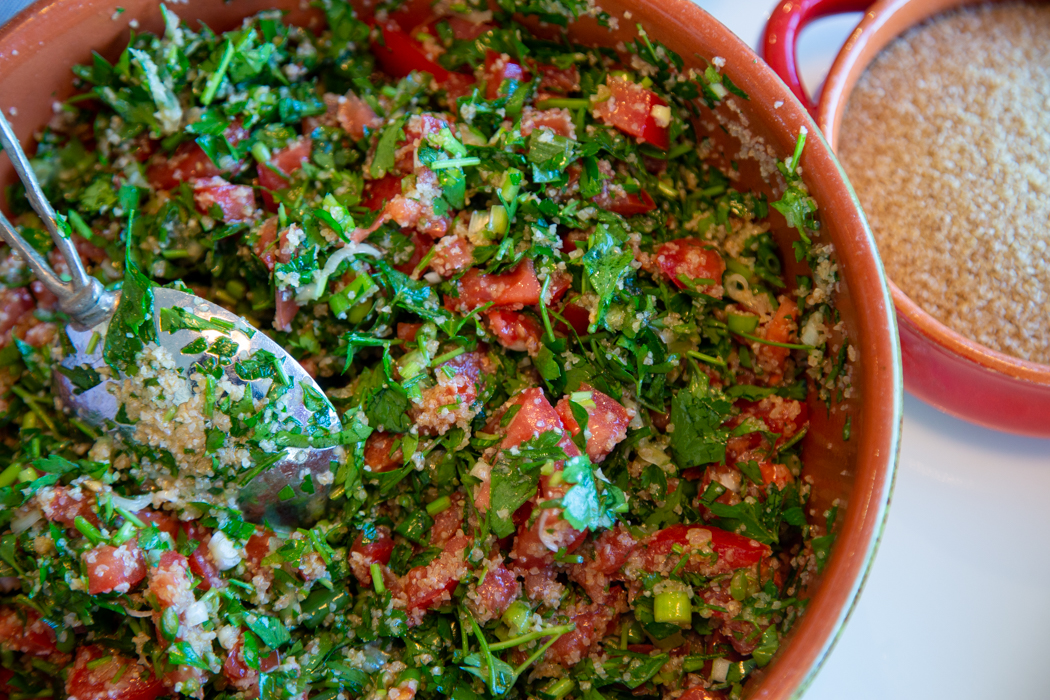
902 392 1050 454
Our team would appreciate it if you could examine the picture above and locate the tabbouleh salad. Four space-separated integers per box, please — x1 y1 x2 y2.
0 1 852 699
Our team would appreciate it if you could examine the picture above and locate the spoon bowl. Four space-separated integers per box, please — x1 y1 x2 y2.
0 110 341 527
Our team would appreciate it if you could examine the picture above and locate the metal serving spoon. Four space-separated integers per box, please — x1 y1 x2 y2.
0 111 339 527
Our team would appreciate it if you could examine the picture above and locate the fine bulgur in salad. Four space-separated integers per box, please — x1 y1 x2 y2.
0 1 852 700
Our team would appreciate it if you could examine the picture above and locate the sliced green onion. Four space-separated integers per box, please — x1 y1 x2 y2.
17 467 38 483
730 569 752 601
724 258 753 280
536 98 590 110
67 209 94 240
161 607 179 641
251 142 272 164
397 350 428 381
86 331 102 355
74 516 106 546
201 39 235 106
110 663 129 685
538 678 575 700
203 375 215 419
110 521 137 547
430 347 466 367
569 390 595 408
738 331 814 351
86 655 113 670
657 179 678 198
0 463 20 488
686 350 727 368
653 589 692 625
425 495 451 516
488 204 509 236
727 312 760 334
370 563 385 594
114 506 145 528
429 156 480 170
500 168 522 204
225 279 247 299
501 600 531 636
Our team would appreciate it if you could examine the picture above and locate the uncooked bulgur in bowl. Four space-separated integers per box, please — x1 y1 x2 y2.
764 0 1050 437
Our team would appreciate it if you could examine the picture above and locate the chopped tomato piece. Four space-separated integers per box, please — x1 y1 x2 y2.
754 297 799 384
147 121 248 189
222 634 279 692
274 288 299 332
443 16 494 40
38 485 98 529
483 50 529 100
0 287 34 337
591 526 637 575
245 529 274 570
510 513 587 570
535 63 580 94
251 217 299 272
547 594 623 666
0 606 56 655
520 107 575 138
595 188 656 216
349 526 395 586
467 562 520 622
555 384 630 462
501 387 575 452
544 273 572 304
678 687 729 700
401 534 470 613
643 524 770 574
66 645 165 700
451 259 543 312
486 310 543 354
335 92 381 140
429 235 474 278
726 396 809 462
258 137 312 211
655 238 726 295
136 509 181 540
393 234 434 276
364 432 403 473
557 302 591 336
397 322 424 342
192 176 256 222
148 551 194 610
84 543 147 595
758 460 794 488
372 23 451 82
181 522 223 592
429 492 465 546
361 175 404 211
592 75 670 150
442 72 477 106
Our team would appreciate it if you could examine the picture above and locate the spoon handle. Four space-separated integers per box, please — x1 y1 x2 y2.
0 110 114 327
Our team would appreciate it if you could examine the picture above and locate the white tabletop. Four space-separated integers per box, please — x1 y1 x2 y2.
692 3 1050 698
1 1 1048 697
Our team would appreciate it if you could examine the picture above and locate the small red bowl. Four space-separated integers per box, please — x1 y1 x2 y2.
763 0 1050 437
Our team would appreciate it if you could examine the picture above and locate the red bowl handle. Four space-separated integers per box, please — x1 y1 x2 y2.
762 0 876 115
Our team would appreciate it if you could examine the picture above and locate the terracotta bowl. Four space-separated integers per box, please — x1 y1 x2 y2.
0 1 901 696
763 0 1050 437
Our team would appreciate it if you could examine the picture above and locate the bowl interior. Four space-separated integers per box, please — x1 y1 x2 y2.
0 1 902 696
